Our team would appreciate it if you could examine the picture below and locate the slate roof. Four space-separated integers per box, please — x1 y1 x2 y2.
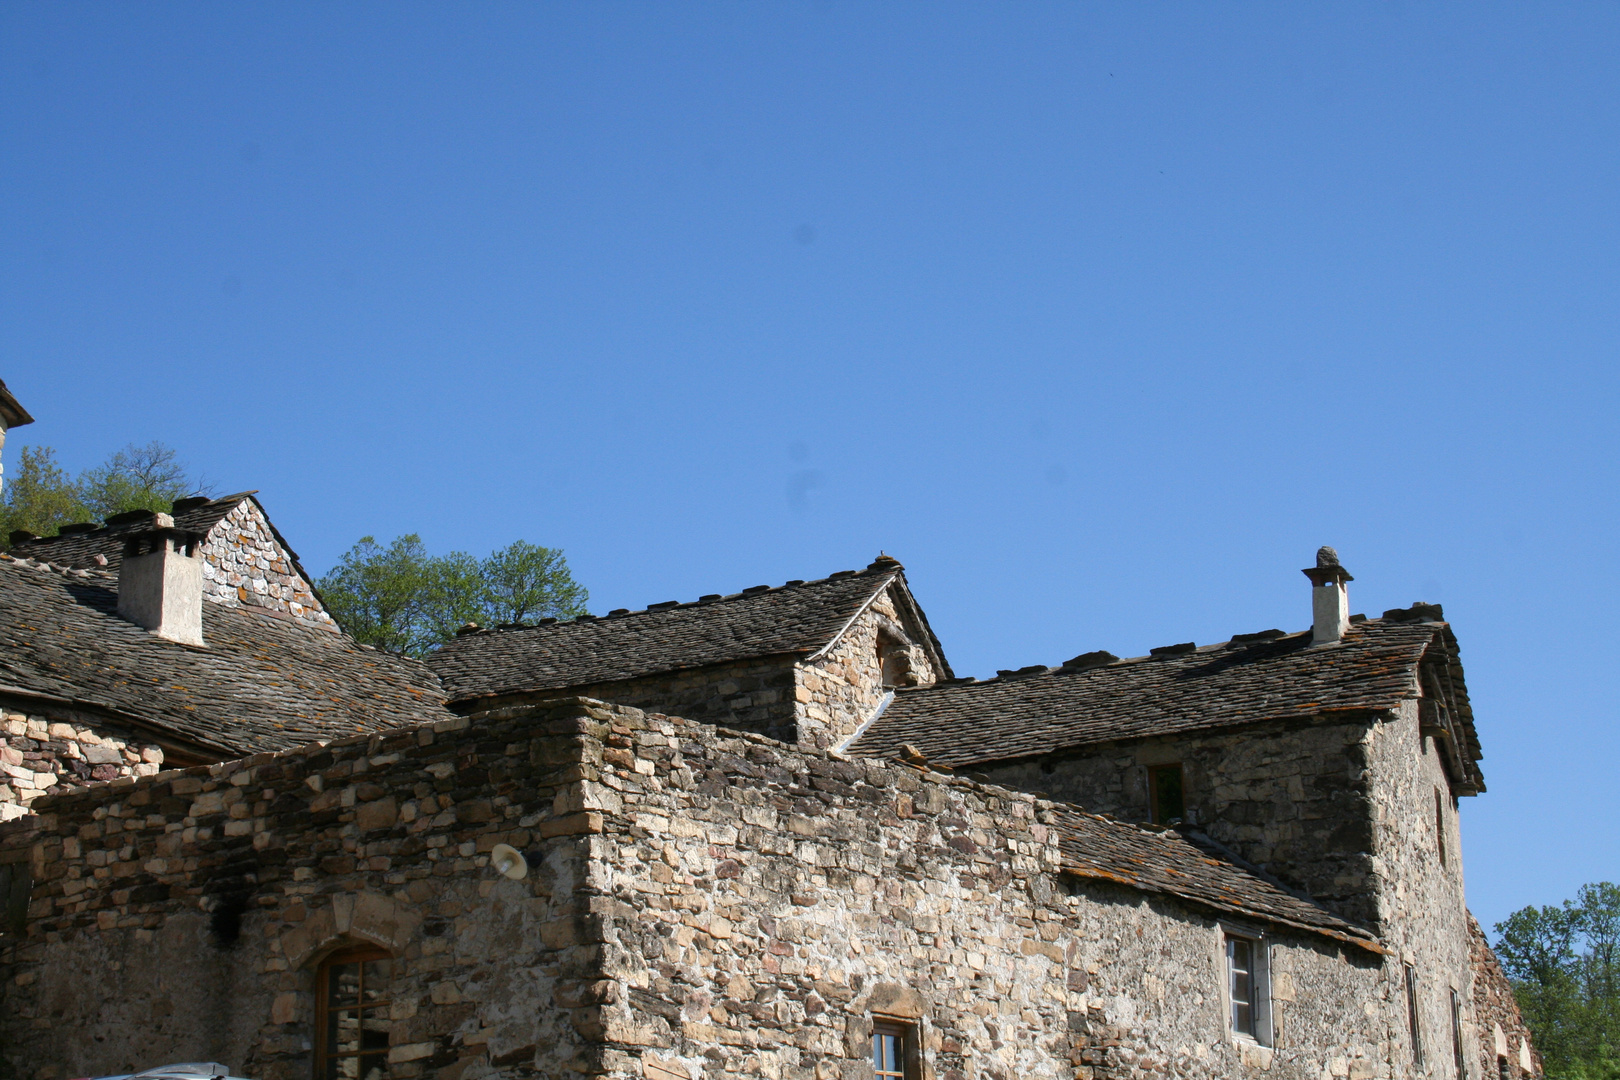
0 554 450 758
1048 804 1383 952
430 557 951 704
6 492 285 574
854 614 1483 790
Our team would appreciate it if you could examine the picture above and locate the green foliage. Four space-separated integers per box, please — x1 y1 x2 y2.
77 441 193 520
1 440 207 543
316 536 589 657
0 446 90 538
1497 882 1620 1079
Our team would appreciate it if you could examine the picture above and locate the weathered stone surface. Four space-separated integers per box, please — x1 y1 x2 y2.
0 698 1518 1080
0 705 163 821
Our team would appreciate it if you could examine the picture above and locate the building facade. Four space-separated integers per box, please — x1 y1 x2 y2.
0 386 1537 1080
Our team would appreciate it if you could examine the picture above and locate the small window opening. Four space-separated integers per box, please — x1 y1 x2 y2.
1498 1055 1512 1080
1224 932 1269 1043
1436 789 1448 867
1451 988 1466 1078
1149 765 1185 824
1406 964 1425 1066
872 1019 918 1080
315 945 394 1080
0 861 30 936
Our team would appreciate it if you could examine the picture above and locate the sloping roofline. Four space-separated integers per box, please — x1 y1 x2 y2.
0 379 33 430
854 606 1484 795
430 556 953 705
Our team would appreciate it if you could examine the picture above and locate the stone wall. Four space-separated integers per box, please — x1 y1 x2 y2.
1364 699 1499 1078
1469 915 1539 1078
474 656 803 745
201 499 336 633
794 585 940 752
578 701 1401 1080
0 701 613 1080
0 702 164 823
1 697 1472 1080
972 713 1385 927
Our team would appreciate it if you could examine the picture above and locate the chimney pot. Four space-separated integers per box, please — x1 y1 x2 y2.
1302 546 1354 644
117 526 206 646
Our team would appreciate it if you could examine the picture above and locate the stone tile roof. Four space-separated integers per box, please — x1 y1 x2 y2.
1047 804 1384 952
855 613 1483 789
0 554 450 758
8 492 265 572
430 557 951 704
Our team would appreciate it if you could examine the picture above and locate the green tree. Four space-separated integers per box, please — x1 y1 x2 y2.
316 536 589 657
77 441 194 520
1497 882 1620 1079
2 440 208 543
0 446 90 539
482 540 589 625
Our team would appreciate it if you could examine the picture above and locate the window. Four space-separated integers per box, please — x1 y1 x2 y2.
1436 789 1448 867
1149 765 1185 824
315 946 393 1080
0 860 30 935
1498 1055 1512 1080
1451 988 1466 1078
1225 932 1270 1043
872 1019 917 1080
1406 964 1425 1066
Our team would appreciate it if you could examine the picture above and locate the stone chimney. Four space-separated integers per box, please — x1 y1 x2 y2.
117 514 206 646
1302 546 1353 645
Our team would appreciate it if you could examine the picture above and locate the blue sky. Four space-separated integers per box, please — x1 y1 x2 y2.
2 3 1615 931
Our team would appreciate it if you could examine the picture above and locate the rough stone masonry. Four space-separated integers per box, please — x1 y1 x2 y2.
2 698 1450 1080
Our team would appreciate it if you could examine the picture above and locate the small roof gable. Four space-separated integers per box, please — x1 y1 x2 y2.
7 491 262 569
0 554 450 758
854 611 1484 793
1048 805 1382 952
429 557 952 705
0 379 34 430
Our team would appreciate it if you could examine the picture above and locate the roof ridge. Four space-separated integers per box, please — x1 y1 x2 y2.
459 562 900 637
895 619 1453 694
7 490 258 549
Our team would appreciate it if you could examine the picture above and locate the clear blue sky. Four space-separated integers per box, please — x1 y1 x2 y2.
2 3 1614 931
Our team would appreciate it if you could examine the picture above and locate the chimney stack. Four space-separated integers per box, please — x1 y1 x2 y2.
117 514 206 646
1302 546 1353 645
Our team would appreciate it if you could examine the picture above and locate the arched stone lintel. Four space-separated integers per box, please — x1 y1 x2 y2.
280 891 422 969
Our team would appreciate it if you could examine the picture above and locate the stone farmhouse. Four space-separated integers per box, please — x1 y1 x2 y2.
0 387 1536 1080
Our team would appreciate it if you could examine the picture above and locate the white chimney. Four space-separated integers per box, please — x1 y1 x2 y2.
117 514 206 646
1302 546 1353 645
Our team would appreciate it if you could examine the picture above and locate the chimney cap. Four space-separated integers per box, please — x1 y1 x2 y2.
1302 545 1353 587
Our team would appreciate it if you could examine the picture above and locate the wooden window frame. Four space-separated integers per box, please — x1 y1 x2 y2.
1406 964 1426 1066
313 944 393 1080
1451 987 1466 1078
1148 764 1186 825
871 1016 921 1080
1436 788 1449 868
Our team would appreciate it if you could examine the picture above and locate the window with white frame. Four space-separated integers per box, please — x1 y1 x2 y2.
1224 929 1271 1045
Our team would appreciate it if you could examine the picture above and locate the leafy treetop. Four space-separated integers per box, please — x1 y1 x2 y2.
1496 881 1620 1079
316 536 588 658
1 441 209 542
